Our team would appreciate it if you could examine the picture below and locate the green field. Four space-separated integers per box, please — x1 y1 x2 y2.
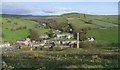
65 14 118 29
2 47 119 70
86 27 118 43
1 17 50 42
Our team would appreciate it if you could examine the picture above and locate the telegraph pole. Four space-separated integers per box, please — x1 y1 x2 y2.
77 32 79 48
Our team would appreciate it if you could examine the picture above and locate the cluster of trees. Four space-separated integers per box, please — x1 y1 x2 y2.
46 18 68 32
16 26 27 30
7 20 12 23
73 27 88 41
11 26 27 31
29 28 55 41
46 30 54 38
32 18 68 32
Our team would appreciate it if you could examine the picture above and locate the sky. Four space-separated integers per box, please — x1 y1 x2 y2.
1 2 118 15
2 0 120 2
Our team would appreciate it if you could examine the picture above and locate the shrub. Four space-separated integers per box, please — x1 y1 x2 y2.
23 26 27 29
14 22 17 25
7 20 11 23
53 47 64 51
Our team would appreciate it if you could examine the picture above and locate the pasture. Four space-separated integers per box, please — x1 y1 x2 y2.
86 27 118 43
1 17 50 42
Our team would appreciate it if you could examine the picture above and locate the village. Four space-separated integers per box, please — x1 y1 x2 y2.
1 2 119 69
0 28 95 51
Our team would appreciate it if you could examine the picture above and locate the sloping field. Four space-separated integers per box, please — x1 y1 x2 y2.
86 27 118 43
1 17 50 42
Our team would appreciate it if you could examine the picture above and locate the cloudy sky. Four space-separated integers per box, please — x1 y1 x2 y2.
1 2 118 15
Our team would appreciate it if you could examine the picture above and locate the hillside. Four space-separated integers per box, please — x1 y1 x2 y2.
1 13 119 43
1 17 50 42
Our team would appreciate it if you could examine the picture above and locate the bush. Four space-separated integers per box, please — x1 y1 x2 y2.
16 26 22 30
21 47 31 51
23 26 27 29
14 22 17 25
81 42 94 49
53 47 64 51
7 20 12 23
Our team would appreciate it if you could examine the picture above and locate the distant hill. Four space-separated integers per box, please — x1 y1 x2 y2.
1 14 33 18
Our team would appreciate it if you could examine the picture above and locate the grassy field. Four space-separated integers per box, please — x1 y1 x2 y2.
1 17 50 42
86 27 118 43
68 19 99 29
66 14 118 29
3 29 29 42
2 47 119 70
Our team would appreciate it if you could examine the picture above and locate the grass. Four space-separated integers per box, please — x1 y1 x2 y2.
86 27 118 43
92 20 117 28
69 19 99 29
2 17 37 29
2 47 119 69
1 17 50 42
3 29 30 42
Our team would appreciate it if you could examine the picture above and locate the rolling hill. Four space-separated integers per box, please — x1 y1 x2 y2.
1 13 119 43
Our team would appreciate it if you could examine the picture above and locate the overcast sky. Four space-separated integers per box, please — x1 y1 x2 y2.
1 2 118 15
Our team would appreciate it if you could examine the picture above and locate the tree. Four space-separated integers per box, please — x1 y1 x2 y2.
84 14 86 18
30 28 39 41
72 27 88 41
46 30 54 38
80 28 88 41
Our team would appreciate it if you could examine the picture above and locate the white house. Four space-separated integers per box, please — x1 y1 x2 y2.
16 38 32 46
87 37 95 42
0 43 10 48
39 35 49 39
56 33 74 39
42 23 47 27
